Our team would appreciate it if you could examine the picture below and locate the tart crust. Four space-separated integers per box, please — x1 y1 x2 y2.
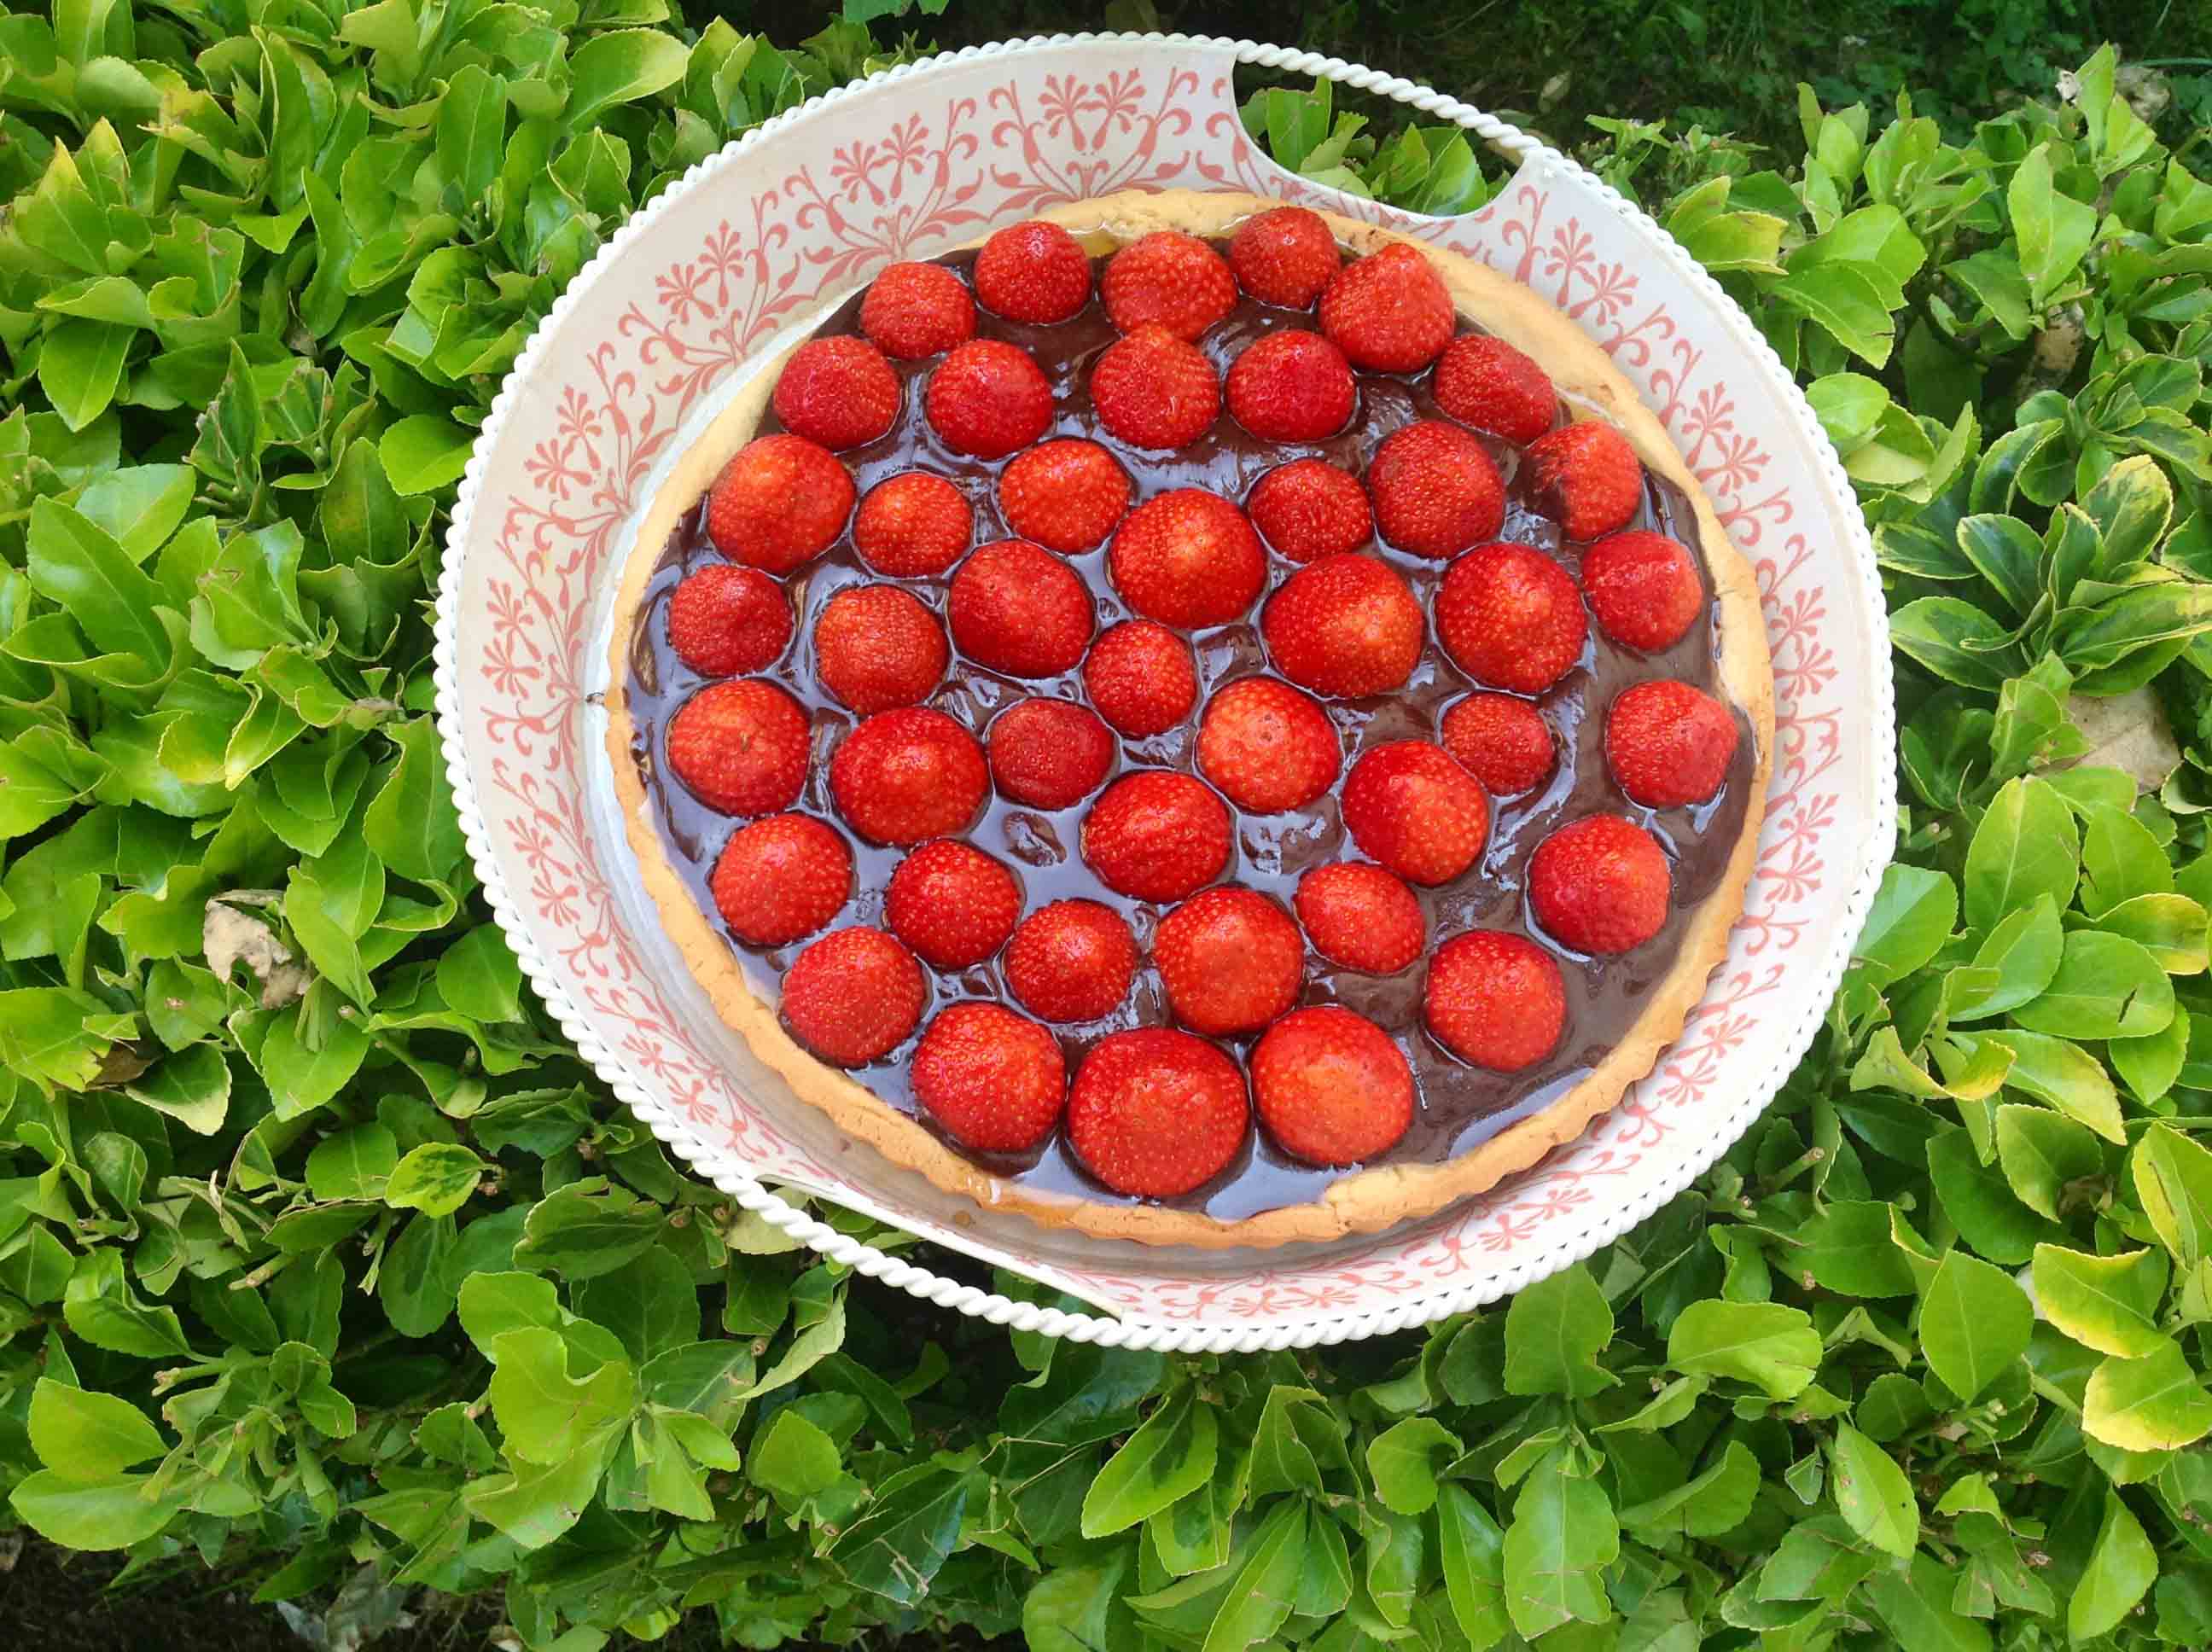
604 190 1774 1250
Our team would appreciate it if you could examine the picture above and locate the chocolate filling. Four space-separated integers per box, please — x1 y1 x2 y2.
621 245 1755 1222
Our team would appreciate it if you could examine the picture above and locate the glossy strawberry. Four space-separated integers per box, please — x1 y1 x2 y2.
1196 678 1342 814
1528 813 1672 954
1435 543 1588 695
1366 419 1505 559
1318 242 1453 372
885 839 1023 969
706 435 853 573
812 584 947 714
1090 325 1220 450
1225 329 1356 443
1247 459 1373 563
924 340 1052 459
1100 230 1237 340
1154 887 1305 1036
1340 740 1489 886
1080 771 1232 903
1431 334 1557 444
1440 693 1556 798
780 927 925 1065
1066 1028 1249 1196
987 698 1116 810
710 814 851 946
1524 421 1644 541
1229 206 1340 308
1424 930 1564 1072
1604 680 1739 807
1107 490 1266 630
853 472 974 578
666 678 811 816
771 335 899 451
860 260 977 359
948 539 1093 678
1252 1006 1413 1166
666 564 793 677
998 439 1131 552
1581 530 1703 652
973 220 1092 323
1261 553 1423 697
1082 620 1197 738
828 708 989 846
1294 863 1425 974
1004 900 1138 1023
911 1003 1066 1153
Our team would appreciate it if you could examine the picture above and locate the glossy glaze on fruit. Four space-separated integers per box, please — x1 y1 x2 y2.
622 245 1755 1223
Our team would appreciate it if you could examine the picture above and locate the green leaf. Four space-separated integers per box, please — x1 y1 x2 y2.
1964 777 2079 933
1861 1550 1996 1652
1801 1201 1917 1296
384 1143 485 1218
9 1470 183 1550
1667 1300 1823 1397
1994 1102 2104 1219
1890 596 2022 689
828 1465 970 1608
37 318 131 432
2069 1491 2158 1641
2011 143 2100 306
2132 1124 2212 1266
378 416 474 497
513 1178 664 1279
2080 804 2174 916
1918 1249 2033 1402
1979 1030 2124 1143
1828 1422 1918 1557
1437 1482 1510 1652
1504 1263 1614 1396
27 497 168 667
2032 1245 2169 1358
2097 894 2209 976
1080 1386 1217 1538
26 1378 166 1478
1502 1448 1617 1637
564 28 693 131
1365 1416 1461 1515
1773 261 1895 366
306 1122 399 1202
2011 929 2174 1038
486 1326 635 1463
2082 1340 2212 1451
1852 864 1956 982
748 1408 840 1504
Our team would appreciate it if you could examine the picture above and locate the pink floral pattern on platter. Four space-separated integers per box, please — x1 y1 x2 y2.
456 50 1871 1325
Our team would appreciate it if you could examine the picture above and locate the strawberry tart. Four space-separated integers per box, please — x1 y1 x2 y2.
606 191 1773 1248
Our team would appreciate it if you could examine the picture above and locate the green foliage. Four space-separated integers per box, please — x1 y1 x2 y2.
3 3 2212 1647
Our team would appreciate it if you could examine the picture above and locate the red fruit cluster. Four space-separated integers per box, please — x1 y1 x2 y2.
1196 677 1342 814
812 584 946 714
1424 930 1565 1072
1108 490 1266 630
987 698 1115 810
666 678 810 817
1431 334 1556 444
853 473 973 578
885 839 1022 969
1528 813 1671 954
973 221 1092 323
707 434 853 573
710 814 851 947
1318 242 1453 372
771 335 899 451
925 340 1052 459
1440 693 1555 798
1604 680 1739 807
1294 863 1425 974
1101 230 1237 340
1229 206 1340 308
1247 459 1372 563
1340 740 1489 886
1524 421 1644 541
1067 1028 1249 1196
1091 325 1220 450
998 439 1131 552
1252 1006 1413 1166
860 260 977 359
1083 620 1197 738
1581 530 1703 652
1262 554 1424 698
1366 419 1505 560
1153 887 1304 1036
1080 771 1231 903
911 1002 1066 1152
948 539 1093 678
829 708 988 846
666 564 792 677
1004 900 1137 1023
1225 329 1355 443
781 928 925 1065
1435 543 1587 695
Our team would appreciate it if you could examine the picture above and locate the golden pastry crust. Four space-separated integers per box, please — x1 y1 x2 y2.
604 189 1774 1250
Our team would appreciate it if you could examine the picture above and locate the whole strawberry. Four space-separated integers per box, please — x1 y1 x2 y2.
812 584 947 714
1340 740 1490 886
998 439 1132 552
1523 421 1644 541
885 838 1023 969
1581 530 1704 652
1528 813 1672 954
1252 1006 1413 1166
1196 677 1342 814
1604 680 1739 807
1261 553 1424 697
860 260 977 359
1107 490 1266 630
1247 458 1373 563
829 707 989 846
1155 887 1305 1036
1088 324 1221 451
925 340 1053 459
949 539 1094 678
1424 930 1565 1072
1366 419 1505 559
1431 334 1557 444
1083 620 1197 738
1101 230 1237 340
987 698 1116 810
780 927 926 1066
1435 543 1588 695
1225 329 1356 444
1440 693 1556 798
1230 206 1340 308
911 1002 1067 1153
1318 242 1454 372
1081 771 1232 902
973 220 1092 323
1004 899 1138 1023
853 472 974 578
710 813 851 946
667 564 793 677
771 335 899 451
1067 1028 1249 1196
667 678 811 816
1294 862 1425 974
707 435 854 573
